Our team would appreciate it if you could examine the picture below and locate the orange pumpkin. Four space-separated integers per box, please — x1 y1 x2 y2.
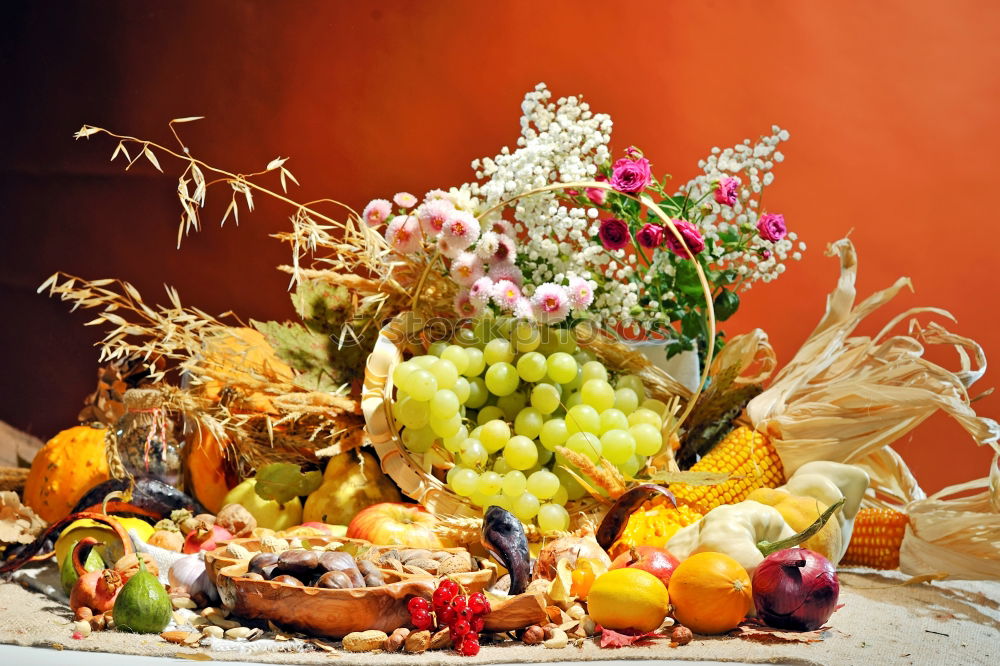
197 327 294 413
24 424 111 523
667 552 752 634
186 425 238 514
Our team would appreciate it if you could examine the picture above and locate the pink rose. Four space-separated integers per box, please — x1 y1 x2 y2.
636 223 664 249
610 155 652 194
586 174 609 205
756 213 787 242
598 218 631 251
664 219 705 258
714 177 740 206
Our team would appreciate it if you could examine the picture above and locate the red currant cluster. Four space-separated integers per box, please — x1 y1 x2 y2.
406 579 492 656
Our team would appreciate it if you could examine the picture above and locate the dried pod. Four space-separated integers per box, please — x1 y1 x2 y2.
259 536 289 553
670 625 693 646
402 564 432 577
315 570 353 589
343 629 389 652
404 629 431 653
522 625 545 645
202 625 224 639
397 549 432 563
382 557 404 573
429 627 452 650
215 504 256 538
405 558 440 574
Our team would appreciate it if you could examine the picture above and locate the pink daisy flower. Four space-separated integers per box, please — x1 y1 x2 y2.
393 192 418 208
441 211 481 249
513 298 534 321
423 188 451 202
417 199 454 239
567 276 595 310
492 234 517 263
437 236 465 259
362 199 392 227
454 289 482 318
492 279 522 312
469 277 494 306
489 219 516 236
487 260 523 286
450 252 486 287
384 215 422 254
531 283 570 324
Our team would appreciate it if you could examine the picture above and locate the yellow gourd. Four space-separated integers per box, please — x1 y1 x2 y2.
55 517 156 567
24 424 111 523
222 478 302 531
746 488 842 562
303 450 401 525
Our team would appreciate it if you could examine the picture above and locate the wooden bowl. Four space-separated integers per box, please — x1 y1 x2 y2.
207 536 493 638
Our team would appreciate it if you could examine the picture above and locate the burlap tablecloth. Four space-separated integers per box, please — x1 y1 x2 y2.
1 568 997 665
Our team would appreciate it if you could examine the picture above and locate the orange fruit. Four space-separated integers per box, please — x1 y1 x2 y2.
668 552 752 634
587 568 670 632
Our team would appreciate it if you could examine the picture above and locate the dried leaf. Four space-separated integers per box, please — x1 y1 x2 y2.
0 492 46 545
599 627 662 648
173 653 213 661
171 116 205 124
144 146 163 172
548 557 576 605
731 622 828 644
266 157 288 171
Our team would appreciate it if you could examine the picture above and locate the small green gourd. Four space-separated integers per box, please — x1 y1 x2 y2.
112 555 171 633
60 541 105 595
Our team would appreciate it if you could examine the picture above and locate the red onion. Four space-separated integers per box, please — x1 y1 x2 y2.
752 548 839 630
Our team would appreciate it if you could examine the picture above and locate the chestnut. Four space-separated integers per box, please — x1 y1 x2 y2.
315 570 354 589
247 552 280 577
318 552 364 587
270 574 304 587
275 549 320 577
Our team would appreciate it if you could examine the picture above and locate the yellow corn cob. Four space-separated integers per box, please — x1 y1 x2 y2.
841 507 909 569
610 502 704 558
669 426 787 514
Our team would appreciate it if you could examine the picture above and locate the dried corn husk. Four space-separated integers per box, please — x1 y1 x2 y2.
746 239 1000 498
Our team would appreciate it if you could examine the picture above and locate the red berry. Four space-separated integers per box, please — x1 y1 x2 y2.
453 619 470 636
438 579 459 597
460 639 480 656
71 631 85 640
433 587 454 607
411 609 433 631
470 616 484 633
407 597 430 614
450 595 467 612
458 606 472 620
468 592 489 615
441 608 457 625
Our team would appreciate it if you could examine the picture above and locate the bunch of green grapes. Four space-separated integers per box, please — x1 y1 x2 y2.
390 319 668 531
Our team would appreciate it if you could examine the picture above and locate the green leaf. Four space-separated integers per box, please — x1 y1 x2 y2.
680 311 703 339
254 463 323 505
674 261 704 296
713 288 740 321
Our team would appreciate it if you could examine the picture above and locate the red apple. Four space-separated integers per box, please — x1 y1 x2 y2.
610 546 680 586
346 503 444 549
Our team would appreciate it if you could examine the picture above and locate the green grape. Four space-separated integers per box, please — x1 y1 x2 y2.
565 404 601 436
429 412 463 438
423 448 448 470
394 396 429 429
450 468 479 497
460 438 488 467
526 470 560 499
442 426 468 453
539 418 569 450
554 328 578 354
546 352 578 384
513 407 544 439
411 355 438 369
573 350 596 366
630 423 663 456
553 462 587 500
428 341 448 357
486 493 512 512
472 316 498 346
452 377 471 404
468 490 491 507
441 345 470 374
628 408 663 429
477 470 502 495
446 465 460 486
513 320 541 352
392 361 416 390
501 470 527 497
550 485 569 506
463 347 487 377
581 360 608 383
453 327 478 348
562 367 584 392
484 338 515 365
512 492 541 521
466 377 489 409
600 429 636 465
566 432 602 463
537 503 570 532
503 435 539 470
614 387 639 414
599 408 630 434
429 389 460 420
516 352 547 382
480 419 511 453
537 446 554 466
404 368 438 401
429 359 458 390
530 383 561 414
485 362 519 396
493 457 511 475
401 425 436 453
536 329 560 356
620 453 645 477
477 406 505 426
497 391 527 421
616 374 646 400
641 398 669 418
564 391 582 409
581 379 616 412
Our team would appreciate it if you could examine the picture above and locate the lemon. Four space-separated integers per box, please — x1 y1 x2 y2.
587 568 670 632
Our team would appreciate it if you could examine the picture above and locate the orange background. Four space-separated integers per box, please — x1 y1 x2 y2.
2 1 997 492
